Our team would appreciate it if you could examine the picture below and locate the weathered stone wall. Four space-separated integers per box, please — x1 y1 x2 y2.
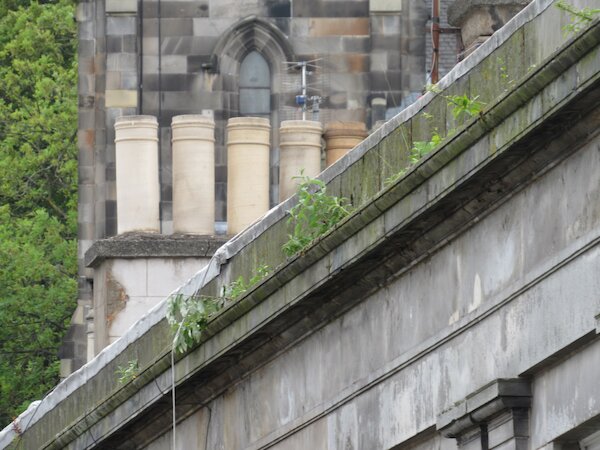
8 0 600 448
78 0 436 242
138 0 431 229
178 132 600 449
84 233 226 356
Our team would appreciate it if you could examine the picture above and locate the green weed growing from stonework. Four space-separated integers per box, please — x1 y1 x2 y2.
223 264 271 299
446 94 484 121
282 176 352 257
556 0 600 36
166 265 271 354
116 359 139 384
384 92 485 186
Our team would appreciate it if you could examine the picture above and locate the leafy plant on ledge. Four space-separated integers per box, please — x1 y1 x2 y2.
116 359 139 384
166 265 271 354
282 176 353 257
556 0 600 36
385 92 484 186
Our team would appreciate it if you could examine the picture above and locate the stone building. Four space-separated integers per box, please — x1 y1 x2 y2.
64 0 464 376
2 0 600 448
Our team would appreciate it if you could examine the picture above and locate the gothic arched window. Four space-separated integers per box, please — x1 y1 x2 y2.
239 51 271 118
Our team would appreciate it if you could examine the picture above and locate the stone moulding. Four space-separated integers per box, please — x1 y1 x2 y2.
436 378 532 437
2 0 600 448
84 233 228 267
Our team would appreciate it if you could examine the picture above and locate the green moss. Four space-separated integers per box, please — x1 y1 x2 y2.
378 123 411 187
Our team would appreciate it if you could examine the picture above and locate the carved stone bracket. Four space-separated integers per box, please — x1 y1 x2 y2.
437 379 531 450
448 0 531 55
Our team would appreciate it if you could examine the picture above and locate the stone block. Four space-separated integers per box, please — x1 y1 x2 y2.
78 39 95 59
106 36 122 53
105 89 138 108
159 18 194 37
293 0 368 17
192 18 236 37
107 53 137 71
142 37 158 55
121 71 138 90
109 259 148 297
122 35 137 53
370 70 402 91
147 258 208 297
372 32 402 50
207 0 267 17
343 36 370 53
76 2 93 22
79 165 95 185
106 16 136 35
370 14 402 34
143 0 209 18
387 51 402 70
106 71 121 89
308 18 369 37
271 17 290 35
159 55 188 74
370 0 402 13
77 106 94 130
370 52 388 71
142 55 159 74
143 18 158 37
106 0 137 13
161 36 217 56
108 296 164 340
162 91 222 111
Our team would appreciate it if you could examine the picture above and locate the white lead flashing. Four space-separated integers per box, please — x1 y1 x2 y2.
0 0 558 446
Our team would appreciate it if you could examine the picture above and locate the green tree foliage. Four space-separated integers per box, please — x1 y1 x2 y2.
0 0 77 426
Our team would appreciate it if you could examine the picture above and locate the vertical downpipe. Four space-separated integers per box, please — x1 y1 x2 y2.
431 0 441 84
138 0 143 113
158 0 163 235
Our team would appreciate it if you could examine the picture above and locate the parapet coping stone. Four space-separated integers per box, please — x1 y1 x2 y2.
84 232 229 267
0 0 563 445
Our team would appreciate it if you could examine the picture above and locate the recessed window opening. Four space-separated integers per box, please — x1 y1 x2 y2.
239 51 271 117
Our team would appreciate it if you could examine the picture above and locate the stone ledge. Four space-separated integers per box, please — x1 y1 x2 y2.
84 233 228 267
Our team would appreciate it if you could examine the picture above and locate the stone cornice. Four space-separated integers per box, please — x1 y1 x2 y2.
84 233 228 267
